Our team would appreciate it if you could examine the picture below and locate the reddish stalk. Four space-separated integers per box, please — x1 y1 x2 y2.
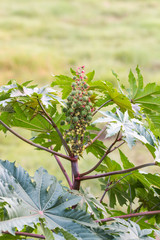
92 99 113 116
0 120 76 162
37 99 73 157
84 125 107 149
77 162 157 181
96 210 160 223
100 173 132 203
80 132 121 177
54 154 72 189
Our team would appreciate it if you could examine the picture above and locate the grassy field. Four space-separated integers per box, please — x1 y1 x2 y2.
0 0 160 194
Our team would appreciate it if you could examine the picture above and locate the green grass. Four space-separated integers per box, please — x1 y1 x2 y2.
0 0 160 195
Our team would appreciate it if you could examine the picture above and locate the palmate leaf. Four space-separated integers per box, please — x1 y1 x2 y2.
0 160 113 240
51 75 74 99
102 81 134 116
94 110 157 151
108 219 154 240
0 81 63 109
79 187 107 219
126 67 160 133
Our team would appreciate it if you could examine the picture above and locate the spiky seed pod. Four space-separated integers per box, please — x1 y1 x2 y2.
63 108 67 112
66 117 71 123
76 101 82 107
85 105 91 111
88 90 92 96
68 109 74 114
81 110 87 116
72 82 76 87
82 96 88 101
73 116 78 122
60 120 65 125
88 102 92 106
86 115 92 121
71 90 76 96
84 84 88 89
67 96 73 101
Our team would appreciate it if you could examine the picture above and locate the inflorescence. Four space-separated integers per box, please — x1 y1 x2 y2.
61 66 93 156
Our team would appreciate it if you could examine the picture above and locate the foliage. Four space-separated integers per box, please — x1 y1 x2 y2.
0 66 160 239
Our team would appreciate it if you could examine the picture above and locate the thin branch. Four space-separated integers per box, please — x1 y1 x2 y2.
37 99 73 157
92 99 113 116
2 231 45 239
100 173 132 203
0 120 76 162
84 125 107 149
96 210 160 223
77 162 157 181
54 154 73 189
108 141 125 153
80 132 121 177
136 202 160 223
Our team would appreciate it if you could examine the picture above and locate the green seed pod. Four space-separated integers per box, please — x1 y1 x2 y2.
66 102 71 107
73 103 77 108
63 108 67 112
73 116 78 122
84 83 88 89
82 96 88 101
66 117 71 122
81 110 87 116
88 90 93 96
85 105 91 111
76 101 82 107
86 115 92 121
68 109 74 114
71 90 76 96
67 96 73 101
60 120 65 125
72 82 76 86
88 102 92 106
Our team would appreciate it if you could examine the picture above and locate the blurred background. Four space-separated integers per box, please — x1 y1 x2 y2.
0 0 160 192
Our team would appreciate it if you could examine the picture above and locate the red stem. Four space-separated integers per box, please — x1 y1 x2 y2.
0 120 76 162
37 99 73 157
100 173 132 203
54 154 72 188
80 132 122 177
77 162 157 181
84 125 107 149
92 99 113 116
96 210 160 222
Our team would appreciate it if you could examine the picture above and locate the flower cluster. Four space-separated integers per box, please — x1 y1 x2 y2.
61 66 93 156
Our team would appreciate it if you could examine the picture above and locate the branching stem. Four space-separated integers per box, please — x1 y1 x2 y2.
100 173 132 203
80 132 121 177
0 120 76 162
37 99 73 157
77 162 157 181
84 125 107 149
96 210 160 222
53 154 72 188
92 99 113 116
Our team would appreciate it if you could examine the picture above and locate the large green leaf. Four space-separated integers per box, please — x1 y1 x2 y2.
51 75 74 99
94 110 157 152
0 160 113 240
126 68 160 134
79 187 107 219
